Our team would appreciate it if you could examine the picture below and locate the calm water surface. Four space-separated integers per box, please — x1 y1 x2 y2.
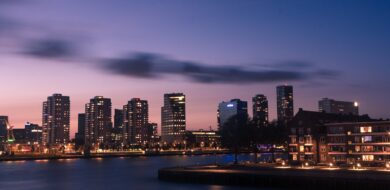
0 154 280 190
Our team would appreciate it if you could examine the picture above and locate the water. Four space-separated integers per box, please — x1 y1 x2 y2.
0 154 278 190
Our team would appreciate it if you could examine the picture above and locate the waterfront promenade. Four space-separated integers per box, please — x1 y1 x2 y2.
159 164 390 190
0 149 230 162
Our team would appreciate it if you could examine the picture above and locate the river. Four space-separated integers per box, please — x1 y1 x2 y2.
0 154 283 190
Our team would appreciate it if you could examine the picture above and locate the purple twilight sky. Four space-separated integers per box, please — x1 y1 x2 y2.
0 0 389 137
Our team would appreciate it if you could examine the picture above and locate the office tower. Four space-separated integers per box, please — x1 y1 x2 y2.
25 122 42 144
0 116 8 142
123 98 148 145
218 99 248 129
252 94 269 127
42 94 70 145
319 98 359 115
75 113 86 146
112 109 124 144
161 93 186 144
276 85 294 124
85 96 112 146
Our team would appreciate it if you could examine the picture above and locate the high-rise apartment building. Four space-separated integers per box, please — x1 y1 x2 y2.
123 98 148 145
161 93 186 144
42 94 70 145
85 96 112 146
252 94 269 127
276 85 294 124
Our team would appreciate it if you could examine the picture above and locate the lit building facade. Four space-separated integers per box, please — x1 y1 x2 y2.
252 94 269 127
185 130 221 148
161 93 186 144
288 109 374 164
42 94 70 145
276 85 294 125
326 121 390 165
218 99 248 129
123 98 149 145
85 96 112 146
319 98 359 115
25 122 42 144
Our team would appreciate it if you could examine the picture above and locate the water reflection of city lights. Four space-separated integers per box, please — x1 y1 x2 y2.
35 159 49 163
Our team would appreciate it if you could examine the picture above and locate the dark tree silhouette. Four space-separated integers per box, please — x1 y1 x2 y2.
219 114 252 164
220 116 288 164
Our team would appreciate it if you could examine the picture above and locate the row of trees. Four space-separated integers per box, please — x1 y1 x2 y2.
219 114 287 164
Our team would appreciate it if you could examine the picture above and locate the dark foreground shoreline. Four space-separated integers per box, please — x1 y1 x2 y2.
158 164 390 190
0 150 230 162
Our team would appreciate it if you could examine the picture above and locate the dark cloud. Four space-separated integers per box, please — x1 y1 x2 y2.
276 61 314 68
103 53 337 84
253 61 314 70
314 69 340 79
23 38 78 59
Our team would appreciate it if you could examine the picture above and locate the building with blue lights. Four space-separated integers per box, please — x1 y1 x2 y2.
217 99 248 129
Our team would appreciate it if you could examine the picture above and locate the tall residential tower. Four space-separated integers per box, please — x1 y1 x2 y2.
85 96 112 146
252 94 269 127
276 85 294 125
42 94 70 145
123 98 149 145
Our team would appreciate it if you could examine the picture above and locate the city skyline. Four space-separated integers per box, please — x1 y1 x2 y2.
0 89 377 138
1 0 390 137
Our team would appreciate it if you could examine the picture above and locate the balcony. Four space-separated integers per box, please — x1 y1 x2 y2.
349 152 390 155
327 152 347 155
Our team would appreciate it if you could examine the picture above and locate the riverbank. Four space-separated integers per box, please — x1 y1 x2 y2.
158 164 390 190
0 149 230 162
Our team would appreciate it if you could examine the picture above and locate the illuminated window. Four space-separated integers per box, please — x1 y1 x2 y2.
291 137 297 144
355 146 360 152
362 155 374 161
361 136 372 143
360 126 372 133
299 146 304 152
